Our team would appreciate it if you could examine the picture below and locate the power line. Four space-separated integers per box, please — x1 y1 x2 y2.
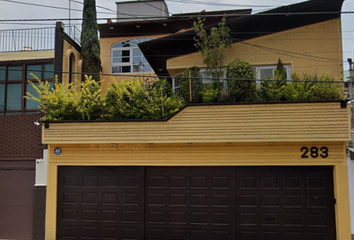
166 0 277 8
0 10 354 22
0 0 116 15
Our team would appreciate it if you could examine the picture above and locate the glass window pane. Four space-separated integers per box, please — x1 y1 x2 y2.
133 48 142 57
133 65 142 73
26 83 40 110
0 84 4 111
112 50 121 57
122 66 131 73
143 64 152 73
6 84 22 110
112 42 122 48
8 66 23 81
133 56 142 65
260 68 274 79
27 65 42 80
112 66 119 73
112 57 122 63
122 41 130 47
43 64 54 79
0 66 5 81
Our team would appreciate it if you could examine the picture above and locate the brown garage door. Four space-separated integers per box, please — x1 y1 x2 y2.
0 164 35 240
57 167 145 240
57 166 336 240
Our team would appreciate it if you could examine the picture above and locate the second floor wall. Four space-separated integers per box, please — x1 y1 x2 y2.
167 19 343 80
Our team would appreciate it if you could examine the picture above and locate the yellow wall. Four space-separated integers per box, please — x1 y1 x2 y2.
0 50 54 61
99 34 166 94
167 19 343 79
42 102 351 144
45 141 351 240
62 39 82 88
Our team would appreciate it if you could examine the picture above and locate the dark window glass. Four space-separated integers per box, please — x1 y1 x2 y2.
6 84 22 110
27 65 42 80
122 66 131 73
8 66 22 81
0 66 5 81
26 83 40 110
0 84 4 111
43 64 54 79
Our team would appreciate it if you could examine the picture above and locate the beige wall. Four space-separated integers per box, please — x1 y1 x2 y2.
42 102 350 144
99 34 165 94
167 19 343 79
62 39 82 87
0 50 54 61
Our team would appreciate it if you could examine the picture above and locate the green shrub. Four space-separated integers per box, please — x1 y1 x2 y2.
26 75 79 121
76 76 106 120
179 66 203 103
284 73 343 101
105 79 184 119
258 59 287 101
202 85 220 103
226 59 256 102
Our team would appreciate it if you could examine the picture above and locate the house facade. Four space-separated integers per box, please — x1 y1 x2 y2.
43 0 353 240
0 25 80 240
0 45 54 240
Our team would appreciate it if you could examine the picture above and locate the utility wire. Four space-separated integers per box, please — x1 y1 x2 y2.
0 10 353 22
166 0 277 8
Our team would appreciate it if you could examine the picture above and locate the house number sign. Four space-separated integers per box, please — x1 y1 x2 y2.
301 147 328 158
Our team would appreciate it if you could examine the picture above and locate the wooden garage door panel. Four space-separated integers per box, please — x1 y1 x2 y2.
236 167 336 240
57 166 335 240
57 167 145 240
146 167 236 240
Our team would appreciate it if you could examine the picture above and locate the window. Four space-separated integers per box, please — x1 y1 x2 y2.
253 65 291 80
0 62 54 114
172 69 227 93
111 38 153 73
172 65 291 92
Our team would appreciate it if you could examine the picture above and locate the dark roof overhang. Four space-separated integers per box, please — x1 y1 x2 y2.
139 0 345 78
98 9 251 38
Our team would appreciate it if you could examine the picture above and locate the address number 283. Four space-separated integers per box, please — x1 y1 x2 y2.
301 147 328 158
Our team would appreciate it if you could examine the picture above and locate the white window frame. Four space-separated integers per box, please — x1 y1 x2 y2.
253 65 291 80
111 38 153 74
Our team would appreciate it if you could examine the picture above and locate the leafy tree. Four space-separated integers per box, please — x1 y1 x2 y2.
179 67 204 103
81 0 102 82
193 17 232 79
258 59 287 101
226 59 256 102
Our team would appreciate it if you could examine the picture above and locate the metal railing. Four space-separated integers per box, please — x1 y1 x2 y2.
0 25 81 53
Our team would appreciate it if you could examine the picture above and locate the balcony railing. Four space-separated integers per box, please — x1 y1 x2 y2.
0 25 81 53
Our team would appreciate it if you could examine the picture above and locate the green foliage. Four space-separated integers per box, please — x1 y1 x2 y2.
201 85 220 103
193 17 232 79
179 67 203 103
148 79 173 97
81 0 102 82
26 75 184 121
284 73 343 101
26 75 105 121
226 59 256 102
105 78 183 120
258 59 287 101
76 76 106 120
